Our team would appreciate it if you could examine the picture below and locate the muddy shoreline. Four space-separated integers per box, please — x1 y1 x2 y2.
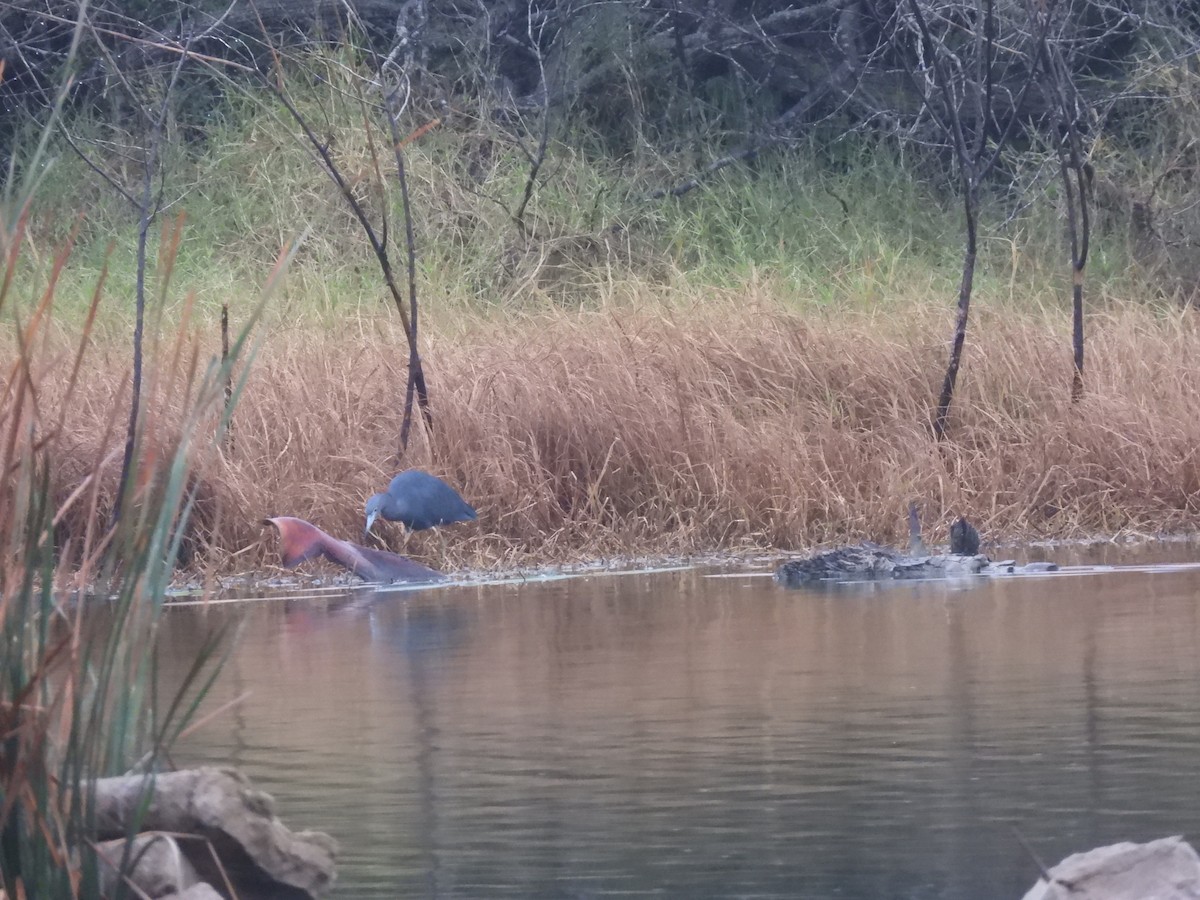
165 530 1200 598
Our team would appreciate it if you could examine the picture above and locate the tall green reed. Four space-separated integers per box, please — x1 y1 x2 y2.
0 126 288 900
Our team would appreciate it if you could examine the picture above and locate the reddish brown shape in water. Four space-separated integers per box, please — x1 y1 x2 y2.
264 516 445 584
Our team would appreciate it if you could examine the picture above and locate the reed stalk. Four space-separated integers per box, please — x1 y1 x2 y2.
0 146 279 899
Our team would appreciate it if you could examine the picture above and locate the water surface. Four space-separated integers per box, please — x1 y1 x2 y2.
165 542 1200 898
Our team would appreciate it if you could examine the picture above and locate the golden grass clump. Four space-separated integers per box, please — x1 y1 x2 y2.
41 287 1200 575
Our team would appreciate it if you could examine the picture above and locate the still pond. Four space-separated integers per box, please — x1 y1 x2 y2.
163 541 1200 899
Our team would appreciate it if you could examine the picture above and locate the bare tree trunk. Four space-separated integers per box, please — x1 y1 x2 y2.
900 0 1047 439
375 79 435 455
268 78 434 454
934 185 978 440
387 122 431 454
1059 155 1089 402
1037 27 1092 403
112 50 188 527
221 301 233 454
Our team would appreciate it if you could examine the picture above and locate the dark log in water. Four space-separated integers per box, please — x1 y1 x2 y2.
774 541 1058 588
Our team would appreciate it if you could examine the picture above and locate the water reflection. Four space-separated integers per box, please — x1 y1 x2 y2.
164 545 1200 899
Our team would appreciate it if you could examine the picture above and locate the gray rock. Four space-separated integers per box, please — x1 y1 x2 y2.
95 833 201 897
166 887 225 900
1021 835 1200 900
92 767 337 899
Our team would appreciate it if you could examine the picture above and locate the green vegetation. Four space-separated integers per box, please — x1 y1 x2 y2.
13 61 1155 336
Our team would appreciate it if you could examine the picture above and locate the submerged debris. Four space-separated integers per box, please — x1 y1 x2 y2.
774 515 1058 587
774 544 991 587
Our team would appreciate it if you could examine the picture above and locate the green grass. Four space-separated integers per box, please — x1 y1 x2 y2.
12 54 1159 336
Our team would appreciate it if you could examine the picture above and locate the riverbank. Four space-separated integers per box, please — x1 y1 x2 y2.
43 293 1200 578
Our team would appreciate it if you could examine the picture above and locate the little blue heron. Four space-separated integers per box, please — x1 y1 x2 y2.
364 469 477 536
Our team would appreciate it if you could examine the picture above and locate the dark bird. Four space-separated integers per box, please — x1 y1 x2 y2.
364 469 477 535
949 517 981 556
265 516 444 584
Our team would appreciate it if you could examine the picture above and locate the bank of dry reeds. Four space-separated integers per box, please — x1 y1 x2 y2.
43 292 1200 574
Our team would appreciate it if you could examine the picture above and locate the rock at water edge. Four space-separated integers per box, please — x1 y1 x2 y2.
92 767 337 899
1021 835 1200 900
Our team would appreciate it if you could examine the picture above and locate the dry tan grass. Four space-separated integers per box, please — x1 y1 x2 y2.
38 291 1200 574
